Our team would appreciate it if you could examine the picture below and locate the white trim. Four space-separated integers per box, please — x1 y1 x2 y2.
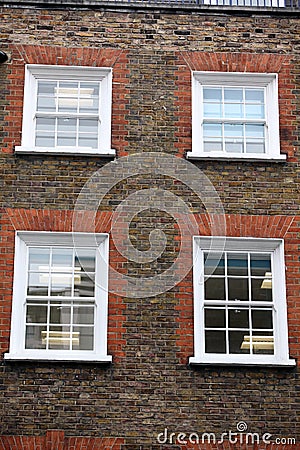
189 72 284 161
5 231 112 363
189 236 295 367
15 65 115 157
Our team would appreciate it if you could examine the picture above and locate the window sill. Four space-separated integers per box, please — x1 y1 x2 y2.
15 146 116 157
189 356 296 367
4 352 113 363
186 152 287 162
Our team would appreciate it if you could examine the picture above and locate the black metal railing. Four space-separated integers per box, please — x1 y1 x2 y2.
104 0 300 9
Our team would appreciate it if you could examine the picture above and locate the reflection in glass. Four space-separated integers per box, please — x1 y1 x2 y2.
205 308 225 328
229 331 250 354
204 252 225 276
205 278 225 300
227 253 248 276
205 330 226 353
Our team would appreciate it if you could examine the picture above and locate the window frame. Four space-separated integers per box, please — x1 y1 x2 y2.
15 64 115 157
5 231 112 363
189 236 295 366
187 71 286 161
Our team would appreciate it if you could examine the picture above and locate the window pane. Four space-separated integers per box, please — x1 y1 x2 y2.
79 118 98 134
52 248 73 270
57 118 76 133
251 278 273 301
252 331 274 355
203 88 222 102
228 278 249 301
78 136 98 149
36 118 55 132
250 254 271 276
224 88 243 103
245 124 265 138
204 253 225 276
205 308 225 328
74 273 95 297
224 124 243 138
225 141 243 153
57 82 78 113
79 82 99 114
229 331 250 354
25 325 47 349
28 248 50 271
203 103 222 118
246 142 265 154
205 278 225 300
75 249 96 272
27 273 49 296
203 123 222 137
26 304 47 324
252 309 273 329
73 306 95 325
203 141 223 152
50 273 72 296
35 134 55 147
245 104 265 119
57 136 77 147
227 253 248 276
224 103 243 119
245 89 264 103
37 81 56 96
48 326 72 350
228 307 249 328
205 331 226 353
74 326 94 350
50 305 71 324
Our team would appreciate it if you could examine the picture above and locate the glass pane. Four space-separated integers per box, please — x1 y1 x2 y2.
73 306 95 325
57 82 78 113
250 254 271 276
79 118 98 134
36 96 56 112
245 89 264 103
225 141 243 153
74 273 95 297
74 326 94 350
203 141 223 152
79 83 99 114
205 331 226 353
57 118 76 133
50 273 72 296
204 253 225 276
203 123 222 137
203 103 222 118
203 88 222 102
37 81 56 96
224 103 243 118
228 278 249 301
246 142 265 154
35 134 55 147
57 136 77 147
205 277 225 300
27 273 49 296
227 253 248 276
48 326 71 350
50 305 71 324
36 118 55 132
78 136 98 149
28 248 50 271
224 88 243 103
230 331 250 354
245 104 265 119
224 124 243 138
245 124 265 138
52 248 73 271
252 309 273 329
205 308 225 328
26 304 47 324
75 249 96 272
25 325 47 349
252 331 274 354
251 278 272 301
229 307 249 328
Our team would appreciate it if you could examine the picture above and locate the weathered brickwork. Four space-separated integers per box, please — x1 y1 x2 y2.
0 1 299 448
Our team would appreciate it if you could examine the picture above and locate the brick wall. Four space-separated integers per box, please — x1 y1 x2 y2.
0 3 299 448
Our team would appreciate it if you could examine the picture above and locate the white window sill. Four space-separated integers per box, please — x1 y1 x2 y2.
15 146 116 157
189 356 296 367
186 152 287 162
4 352 112 363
